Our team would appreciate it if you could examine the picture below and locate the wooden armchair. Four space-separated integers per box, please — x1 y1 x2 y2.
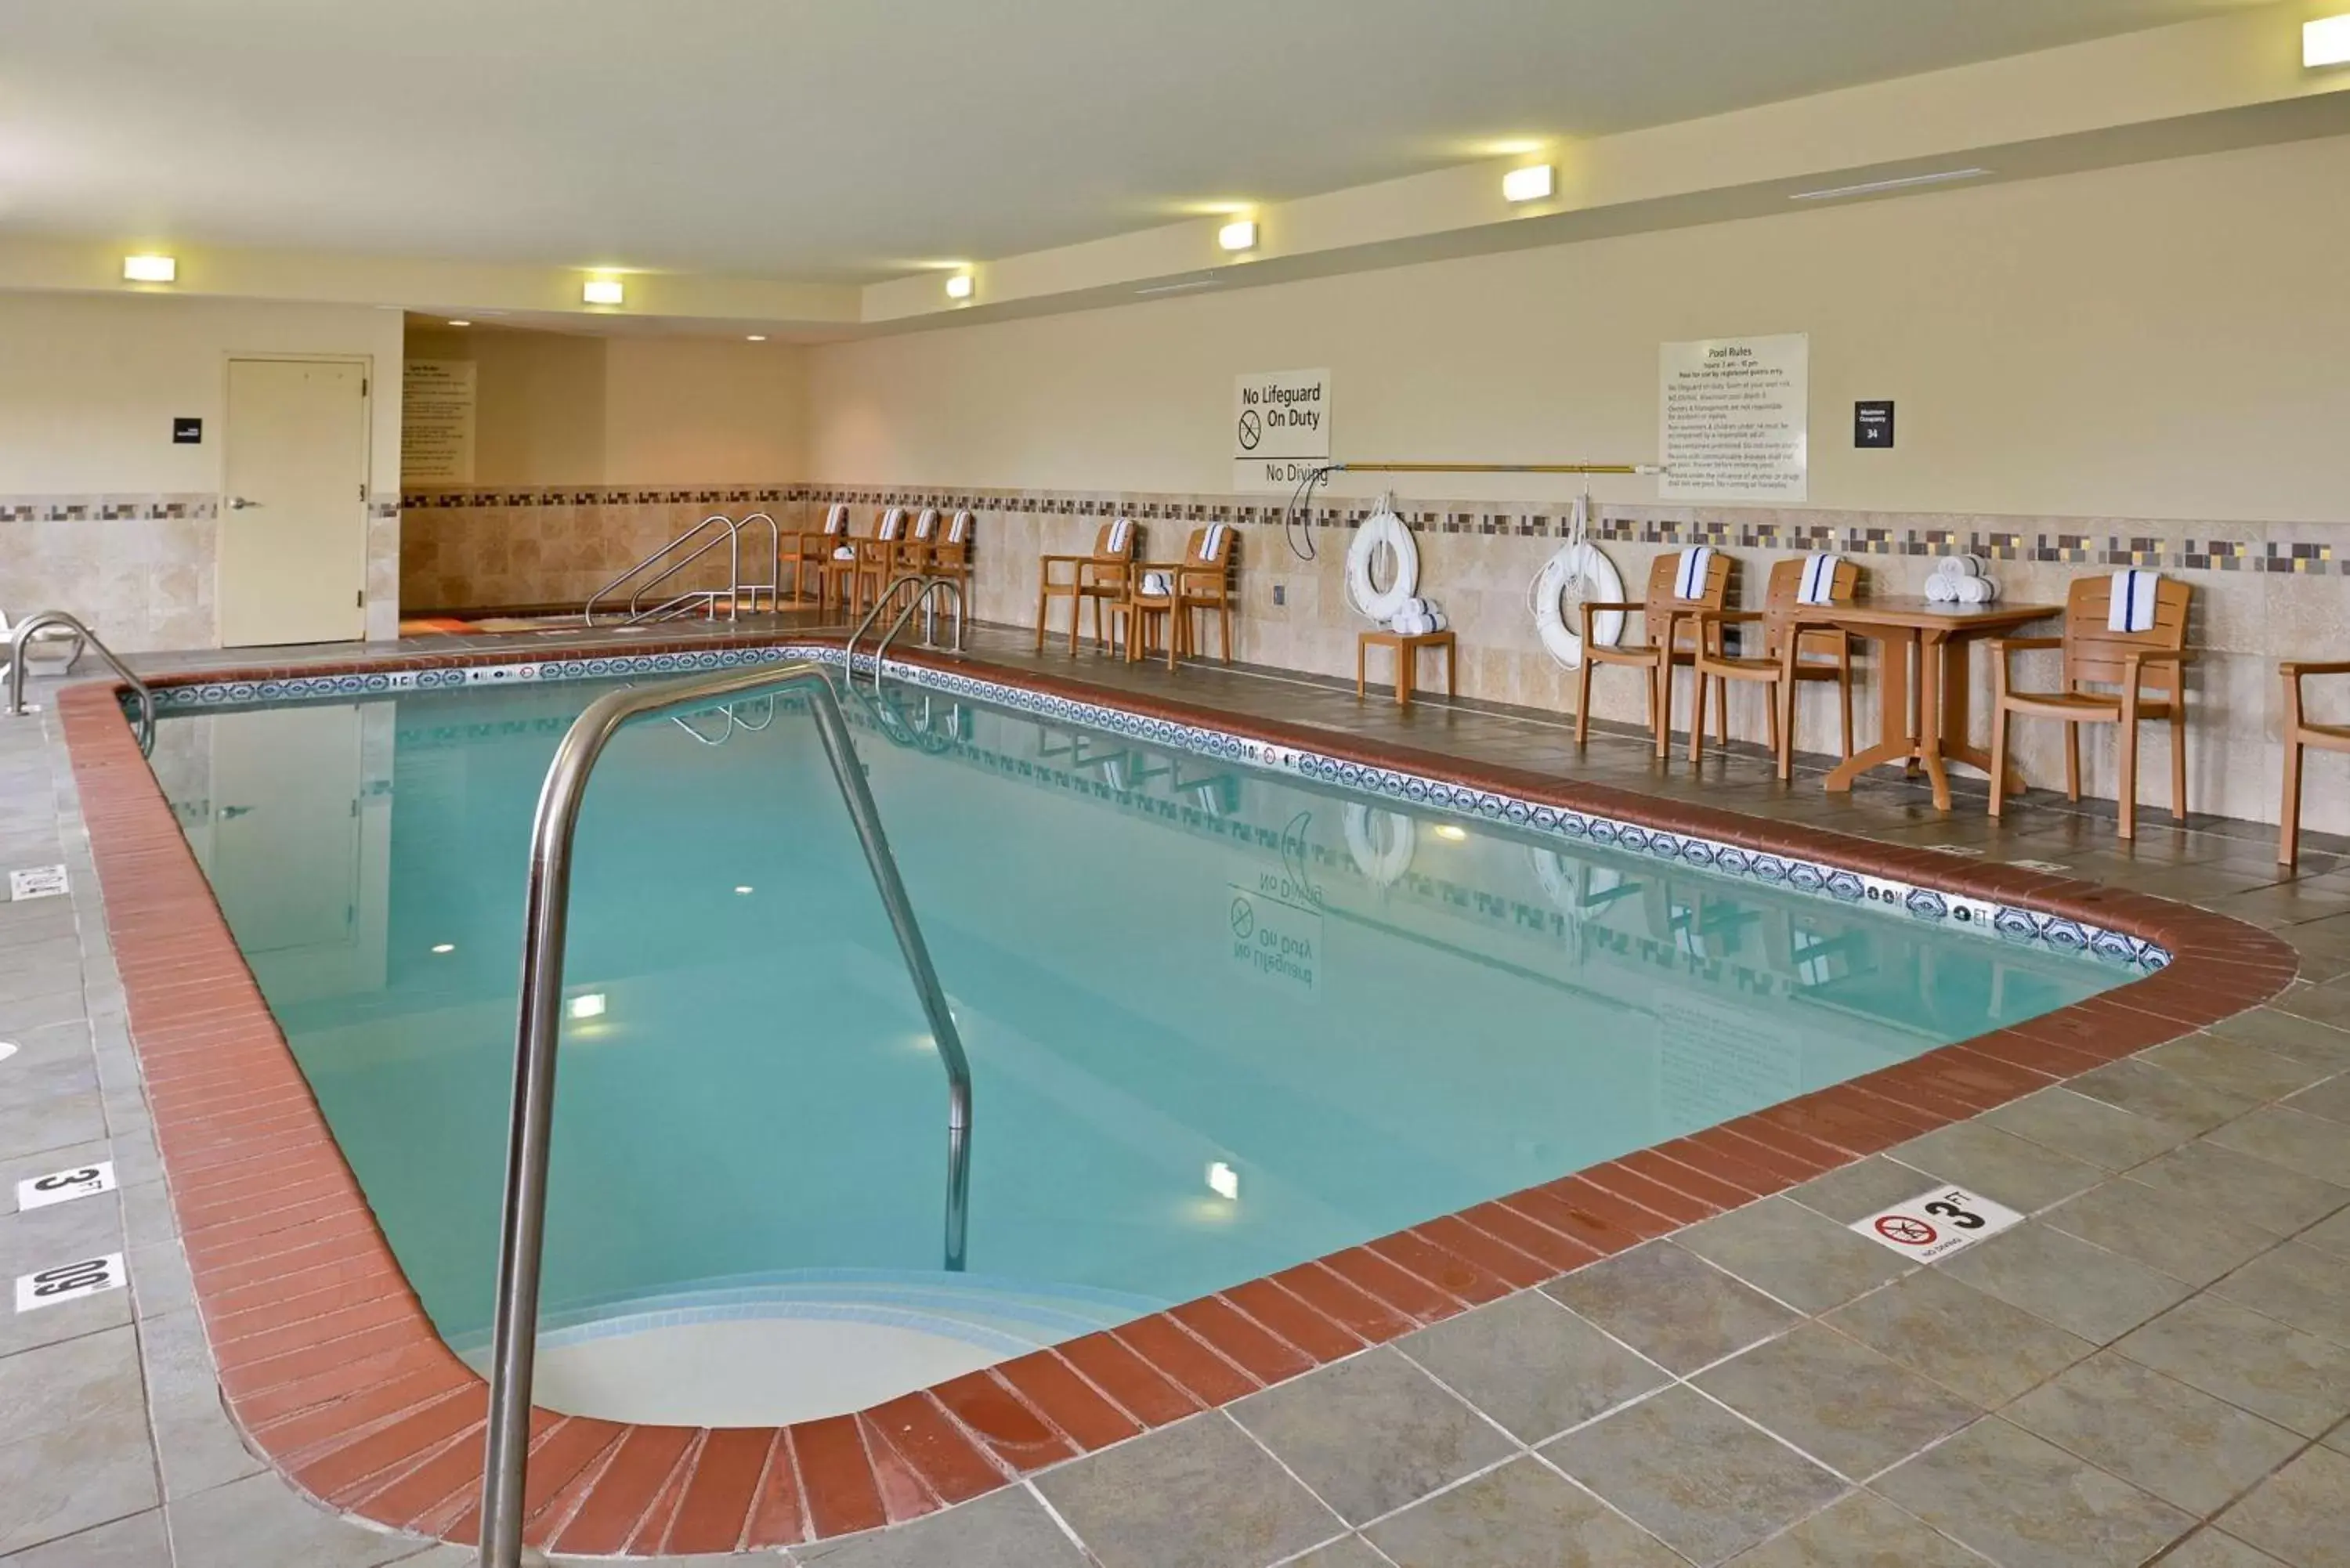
1575 548 1733 759
2280 661 2350 869
1036 518 1137 653
1122 523 1236 670
784 503 850 605
817 507 905 618
1690 555 1859 773
1987 574 2193 840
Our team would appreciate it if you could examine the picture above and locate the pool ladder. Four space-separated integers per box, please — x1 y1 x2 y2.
582 511 781 627
3 610 157 755
474 661 970 1568
841 572 967 692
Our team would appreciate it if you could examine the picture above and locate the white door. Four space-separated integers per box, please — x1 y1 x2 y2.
221 359 370 645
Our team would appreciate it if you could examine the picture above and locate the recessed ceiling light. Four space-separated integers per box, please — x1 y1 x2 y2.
2309 15 2350 67
1217 219 1258 252
122 255 176 283
446 319 472 327
945 273 974 300
1790 168 1990 202
745 334 767 341
583 277 624 305
1502 164 1555 204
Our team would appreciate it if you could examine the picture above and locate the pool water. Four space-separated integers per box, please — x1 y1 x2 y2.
153 671 2129 1422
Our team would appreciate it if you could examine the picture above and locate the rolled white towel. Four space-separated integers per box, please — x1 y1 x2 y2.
1390 610 1434 636
1933 554 1987 580
1429 608 1449 632
1799 552 1843 606
1925 574 1961 605
1674 546 1717 600
832 545 857 561
1954 574 2000 605
2109 569 2160 632
1139 569 1175 597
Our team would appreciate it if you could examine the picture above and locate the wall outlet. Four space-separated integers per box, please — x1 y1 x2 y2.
1272 583 1286 606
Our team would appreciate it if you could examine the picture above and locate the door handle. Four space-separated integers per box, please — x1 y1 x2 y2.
225 496 262 511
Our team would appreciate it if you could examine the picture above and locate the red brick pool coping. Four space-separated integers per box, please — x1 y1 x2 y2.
60 636 2300 1556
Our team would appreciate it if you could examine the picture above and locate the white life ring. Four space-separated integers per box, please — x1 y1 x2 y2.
1345 502 1419 623
1343 804 1416 887
1529 540 1625 670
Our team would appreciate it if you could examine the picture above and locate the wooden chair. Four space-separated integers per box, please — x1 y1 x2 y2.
819 507 906 619
1575 548 1733 759
785 503 850 605
2280 660 2350 869
1120 524 1236 670
1689 556 1860 772
1987 574 2193 840
1036 518 1137 654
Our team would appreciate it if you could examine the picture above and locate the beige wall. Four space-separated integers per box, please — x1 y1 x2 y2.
808 135 2350 526
802 135 2350 832
0 291 406 647
400 326 805 488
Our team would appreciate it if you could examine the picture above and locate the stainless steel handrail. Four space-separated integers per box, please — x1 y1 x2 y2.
841 571 934 658
584 513 773 627
4 611 156 755
870 578 967 690
475 662 971 1568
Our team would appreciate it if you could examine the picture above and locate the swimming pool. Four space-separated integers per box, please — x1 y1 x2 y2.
150 655 2143 1426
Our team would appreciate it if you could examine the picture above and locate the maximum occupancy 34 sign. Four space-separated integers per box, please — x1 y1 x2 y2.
1233 368 1331 492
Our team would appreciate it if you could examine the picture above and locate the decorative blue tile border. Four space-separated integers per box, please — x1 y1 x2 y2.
139 643 2169 971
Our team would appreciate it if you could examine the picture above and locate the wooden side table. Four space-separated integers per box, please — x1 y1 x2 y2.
1358 630 1457 708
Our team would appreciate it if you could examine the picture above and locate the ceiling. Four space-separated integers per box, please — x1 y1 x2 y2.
0 0 2272 284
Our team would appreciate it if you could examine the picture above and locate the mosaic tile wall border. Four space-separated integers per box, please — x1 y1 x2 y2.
393 482 2345 575
137 642 2171 972
4 493 403 524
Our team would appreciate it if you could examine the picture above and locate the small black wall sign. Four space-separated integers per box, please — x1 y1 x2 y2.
172 417 203 444
1854 401 1894 449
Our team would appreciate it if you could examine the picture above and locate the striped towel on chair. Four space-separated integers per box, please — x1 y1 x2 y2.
2109 569 2160 632
1674 546 1717 600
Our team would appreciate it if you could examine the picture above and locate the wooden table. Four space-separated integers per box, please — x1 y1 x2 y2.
1358 630 1457 707
1780 597 2059 811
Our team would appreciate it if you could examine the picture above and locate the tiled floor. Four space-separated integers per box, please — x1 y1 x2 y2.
5 617 2348 1566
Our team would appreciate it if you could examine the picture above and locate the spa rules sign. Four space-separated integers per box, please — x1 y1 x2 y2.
1659 334 1809 502
1234 368 1332 492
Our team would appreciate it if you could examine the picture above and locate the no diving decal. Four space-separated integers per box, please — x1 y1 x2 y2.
1850 1185 2023 1263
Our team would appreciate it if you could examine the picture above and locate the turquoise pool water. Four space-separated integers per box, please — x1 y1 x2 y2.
154 670 2131 1371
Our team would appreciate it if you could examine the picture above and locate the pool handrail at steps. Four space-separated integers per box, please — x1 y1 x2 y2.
841 572 967 688
4 609 156 754
475 659 972 1568
582 511 782 626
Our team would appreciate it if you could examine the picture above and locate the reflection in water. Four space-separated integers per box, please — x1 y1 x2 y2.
157 677 2130 1357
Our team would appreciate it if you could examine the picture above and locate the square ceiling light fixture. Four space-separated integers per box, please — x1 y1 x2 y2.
1502 164 1555 203
1217 219 1258 252
582 277 624 306
2308 15 2350 67
945 273 974 300
122 254 177 283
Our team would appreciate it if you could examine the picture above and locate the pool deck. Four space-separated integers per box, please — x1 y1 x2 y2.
5 614 2349 1567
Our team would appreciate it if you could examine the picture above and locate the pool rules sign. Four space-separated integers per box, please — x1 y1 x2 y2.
1234 368 1331 492
1659 334 1809 502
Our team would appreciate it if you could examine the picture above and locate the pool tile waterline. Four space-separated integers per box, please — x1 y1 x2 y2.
32 627 2329 1564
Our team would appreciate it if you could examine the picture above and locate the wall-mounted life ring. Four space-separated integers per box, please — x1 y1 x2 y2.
1529 540 1626 670
1344 499 1419 623
1343 804 1416 887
